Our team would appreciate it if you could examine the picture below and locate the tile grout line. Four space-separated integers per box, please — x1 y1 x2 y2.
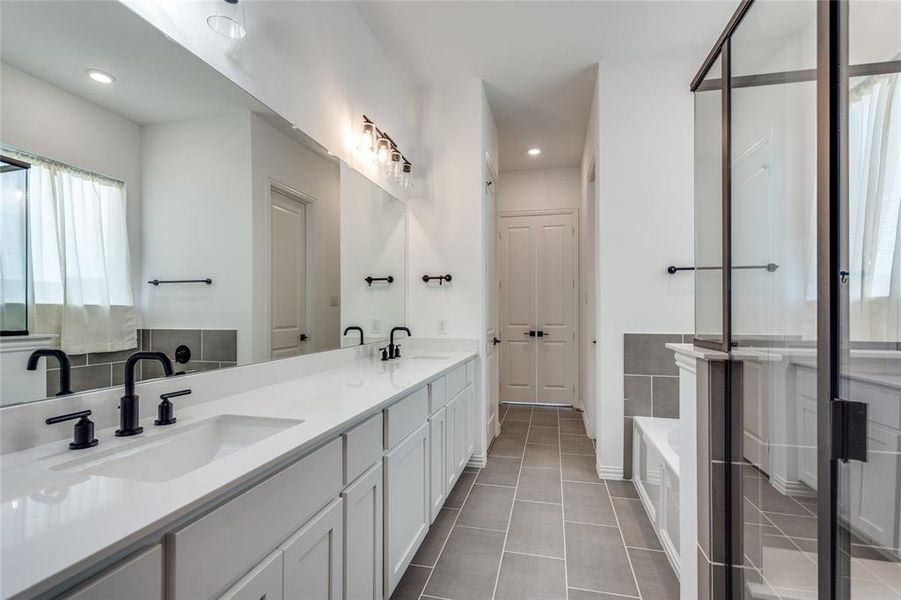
416 459 481 600
558 408 571 600
489 404 530 600
606 480 643 599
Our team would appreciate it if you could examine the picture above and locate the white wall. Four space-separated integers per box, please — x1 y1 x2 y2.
496 167 581 213
593 51 696 478
0 63 144 304
339 163 406 344
123 0 418 202
249 114 341 360
140 112 254 361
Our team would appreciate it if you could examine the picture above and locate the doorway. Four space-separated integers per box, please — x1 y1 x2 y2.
485 169 500 437
269 186 310 359
499 209 578 405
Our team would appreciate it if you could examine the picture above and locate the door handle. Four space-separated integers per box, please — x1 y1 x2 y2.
523 331 536 337
299 333 309 342
492 337 501 345
537 331 547 337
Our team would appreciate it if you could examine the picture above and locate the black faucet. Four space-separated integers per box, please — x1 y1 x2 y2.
388 326 411 359
26 349 72 396
343 326 364 346
117 351 174 437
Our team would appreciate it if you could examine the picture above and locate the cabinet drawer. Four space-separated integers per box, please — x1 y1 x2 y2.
429 376 447 414
168 439 342 600
218 551 283 600
344 413 383 486
63 545 162 600
384 387 428 449
446 364 467 400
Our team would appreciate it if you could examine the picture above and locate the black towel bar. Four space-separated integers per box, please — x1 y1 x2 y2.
666 263 779 274
148 279 212 286
365 275 394 287
422 274 452 285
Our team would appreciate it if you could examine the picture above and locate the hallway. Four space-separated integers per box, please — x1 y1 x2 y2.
390 404 679 600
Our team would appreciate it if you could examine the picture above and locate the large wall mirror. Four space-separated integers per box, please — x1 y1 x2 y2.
0 1 406 406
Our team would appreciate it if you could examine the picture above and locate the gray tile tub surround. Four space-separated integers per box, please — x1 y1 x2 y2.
622 333 686 478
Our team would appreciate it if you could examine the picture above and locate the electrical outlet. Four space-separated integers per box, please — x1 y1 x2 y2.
438 319 448 334
371 318 382 334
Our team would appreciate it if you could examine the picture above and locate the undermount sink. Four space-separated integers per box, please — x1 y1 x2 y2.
53 415 303 483
407 354 451 360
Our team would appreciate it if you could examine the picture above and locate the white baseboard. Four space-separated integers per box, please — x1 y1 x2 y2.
597 464 624 480
467 454 487 469
771 473 815 497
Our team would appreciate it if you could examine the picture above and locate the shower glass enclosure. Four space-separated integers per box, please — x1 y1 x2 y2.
692 0 900 598
0 155 30 335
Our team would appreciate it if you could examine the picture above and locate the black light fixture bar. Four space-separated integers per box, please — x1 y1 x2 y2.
363 114 412 168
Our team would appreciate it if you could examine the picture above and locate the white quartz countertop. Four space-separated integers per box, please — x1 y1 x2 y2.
0 350 476 599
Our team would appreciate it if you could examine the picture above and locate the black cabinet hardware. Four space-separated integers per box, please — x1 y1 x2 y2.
155 389 191 426
46 410 98 450
147 279 212 286
364 275 394 287
422 274 452 285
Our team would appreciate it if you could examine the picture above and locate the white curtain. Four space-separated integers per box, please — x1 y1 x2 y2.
847 73 901 341
804 73 901 342
22 154 137 354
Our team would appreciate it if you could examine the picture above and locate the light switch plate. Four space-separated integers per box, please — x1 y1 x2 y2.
371 318 382 334
438 319 448 334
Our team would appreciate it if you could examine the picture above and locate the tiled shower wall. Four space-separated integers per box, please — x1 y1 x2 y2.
46 328 237 395
622 333 691 478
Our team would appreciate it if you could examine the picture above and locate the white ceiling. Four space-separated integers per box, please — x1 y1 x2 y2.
354 1 738 171
0 1 272 126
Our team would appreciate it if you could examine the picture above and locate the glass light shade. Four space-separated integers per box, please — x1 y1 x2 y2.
390 150 403 177
376 137 390 165
401 162 413 187
207 1 246 40
357 121 375 152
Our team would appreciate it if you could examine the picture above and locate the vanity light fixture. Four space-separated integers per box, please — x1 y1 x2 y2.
356 115 413 185
527 147 541 156
86 69 115 84
207 0 247 40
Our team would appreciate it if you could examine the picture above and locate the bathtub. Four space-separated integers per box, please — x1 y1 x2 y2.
632 416 680 577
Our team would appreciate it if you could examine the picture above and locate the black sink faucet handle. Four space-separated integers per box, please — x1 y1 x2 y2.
45 410 98 450
155 389 191 426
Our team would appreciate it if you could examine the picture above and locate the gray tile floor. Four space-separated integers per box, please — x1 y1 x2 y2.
390 403 679 600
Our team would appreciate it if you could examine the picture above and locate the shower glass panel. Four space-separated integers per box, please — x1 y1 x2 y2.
694 55 723 347
836 2 901 598
729 1 820 597
0 156 29 335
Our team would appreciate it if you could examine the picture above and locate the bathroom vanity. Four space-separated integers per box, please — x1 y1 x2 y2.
1 348 477 599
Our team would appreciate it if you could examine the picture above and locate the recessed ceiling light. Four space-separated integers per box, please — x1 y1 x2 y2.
527 148 541 156
86 69 115 84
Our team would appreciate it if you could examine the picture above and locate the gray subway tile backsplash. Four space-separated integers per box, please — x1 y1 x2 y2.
201 330 238 362
652 376 679 418
623 333 681 376
47 363 112 396
624 376 652 417
149 329 203 360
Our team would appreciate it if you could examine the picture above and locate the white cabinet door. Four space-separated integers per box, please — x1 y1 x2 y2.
850 423 901 549
384 421 430 597
429 407 448 522
463 386 475 467
342 464 383 600
219 551 284 600
64 545 162 600
281 497 343 600
445 392 461 491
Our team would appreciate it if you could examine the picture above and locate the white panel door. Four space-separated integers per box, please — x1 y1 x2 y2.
383 421 430 597
499 216 537 402
342 463 383 600
485 176 500 436
536 213 577 404
499 212 578 405
281 497 343 600
270 188 308 359
445 393 460 492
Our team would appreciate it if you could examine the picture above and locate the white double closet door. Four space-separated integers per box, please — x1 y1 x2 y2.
499 211 577 405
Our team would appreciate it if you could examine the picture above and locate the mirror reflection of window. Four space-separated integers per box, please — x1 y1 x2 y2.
6 151 138 354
